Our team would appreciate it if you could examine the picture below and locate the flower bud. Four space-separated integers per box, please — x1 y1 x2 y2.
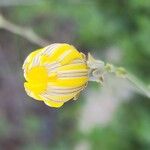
23 43 88 108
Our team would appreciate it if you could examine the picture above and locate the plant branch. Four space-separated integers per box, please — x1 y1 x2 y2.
0 14 49 46
87 53 150 98
126 73 150 98
105 64 150 98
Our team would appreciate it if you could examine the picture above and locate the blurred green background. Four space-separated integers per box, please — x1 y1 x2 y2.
0 0 150 150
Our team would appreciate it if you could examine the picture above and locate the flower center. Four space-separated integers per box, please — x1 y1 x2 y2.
25 66 49 93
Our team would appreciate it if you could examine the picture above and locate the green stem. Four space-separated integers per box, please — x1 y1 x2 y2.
87 55 150 98
126 73 150 98
105 63 150 98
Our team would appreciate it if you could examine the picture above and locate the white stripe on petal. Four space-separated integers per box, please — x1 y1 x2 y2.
46 88 82 95
58 75 88 78
44 62 61 75
40 93 67 102
72 59 86 64
58 69 88 74
28 53 41 69
47 85 84 94
42 44 60 56
57 49 72 62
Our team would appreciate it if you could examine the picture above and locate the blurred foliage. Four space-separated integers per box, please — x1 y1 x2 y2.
88 95 150 150
0 0 150 150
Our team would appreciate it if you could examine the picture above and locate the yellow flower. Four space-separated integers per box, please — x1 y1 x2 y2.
22 43 88 108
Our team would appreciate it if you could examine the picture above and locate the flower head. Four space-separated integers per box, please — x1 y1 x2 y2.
23 43 88 108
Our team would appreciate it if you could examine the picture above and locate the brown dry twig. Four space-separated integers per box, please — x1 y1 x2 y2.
0 14 49 46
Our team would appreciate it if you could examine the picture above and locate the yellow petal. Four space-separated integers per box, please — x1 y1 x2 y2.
26 66 48 83
24 66 48 94
56 63 87 71
44 100 64 108
42 92 77 102
24 83 43 101
48 77 88 87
